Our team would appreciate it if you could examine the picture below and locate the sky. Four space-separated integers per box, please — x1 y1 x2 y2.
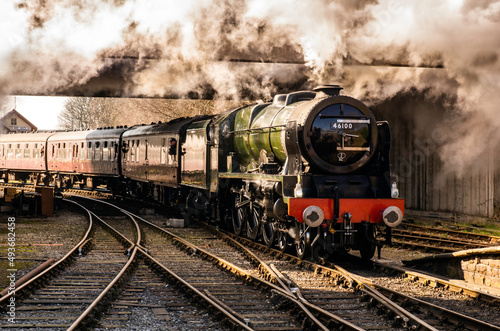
3 96 66 130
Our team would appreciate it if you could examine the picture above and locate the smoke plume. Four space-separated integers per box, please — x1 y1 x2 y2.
1 0 499 174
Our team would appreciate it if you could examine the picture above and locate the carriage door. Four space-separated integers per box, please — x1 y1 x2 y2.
181 120 210 189
72 143 79 172
0 144 4 167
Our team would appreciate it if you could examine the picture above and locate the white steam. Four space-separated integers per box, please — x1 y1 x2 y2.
1 0 499 174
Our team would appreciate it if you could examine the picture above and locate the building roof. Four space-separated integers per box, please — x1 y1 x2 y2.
1 109 38 132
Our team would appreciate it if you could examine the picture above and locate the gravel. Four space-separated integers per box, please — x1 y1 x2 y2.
0 209 88 289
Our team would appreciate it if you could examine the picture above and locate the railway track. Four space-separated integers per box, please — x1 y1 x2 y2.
0 208 88 291
162 225 403 329
0 182 112 199
4 192 500 330
66 197 234 330
103 196 500 330
2 197 231 330
66 197 305 329
76 197 412 329
381 223 500 253
90 198 309 330
373 262 500 303
400 223 500 244
0 199 140 330
198 223 500 330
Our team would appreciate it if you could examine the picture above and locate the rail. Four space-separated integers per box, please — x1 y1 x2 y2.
0 199 93 307
66 202 141 330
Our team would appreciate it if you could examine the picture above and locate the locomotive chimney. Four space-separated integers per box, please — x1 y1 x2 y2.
313 85 343 98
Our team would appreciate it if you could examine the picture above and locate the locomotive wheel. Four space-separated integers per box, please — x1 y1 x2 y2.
277 230 291 253
261 220 276 247
232 195 245 236
295 224 311 260
246 203 261 241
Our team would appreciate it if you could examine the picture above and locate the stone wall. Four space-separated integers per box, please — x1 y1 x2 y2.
461 256 500 287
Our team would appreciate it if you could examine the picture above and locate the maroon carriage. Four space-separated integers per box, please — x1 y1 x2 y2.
120 117 205 201
0 131 54 184
46 128 126 189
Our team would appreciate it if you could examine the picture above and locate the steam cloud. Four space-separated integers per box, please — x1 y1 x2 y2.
1 0 499 174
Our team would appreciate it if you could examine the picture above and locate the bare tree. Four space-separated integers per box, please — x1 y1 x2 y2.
58 97 117 130
128 99 242 122
58 97 246 130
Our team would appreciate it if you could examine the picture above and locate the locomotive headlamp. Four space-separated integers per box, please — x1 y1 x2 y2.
294 182 303 198
303 206 324 227
382 206 403 227
391 182 399 198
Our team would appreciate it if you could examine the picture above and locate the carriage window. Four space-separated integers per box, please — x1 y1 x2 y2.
110 142 115 161
122 140 129 161
136 140 140 162
58 145 62 159
33 143 40 159
72 144 78 159
145 140 148 161
103 141 109 161
80 142 85 160
15 144 22 159
160 138 166 164
168 138 177 164
88 142 93 160
130 140 135 162
7 144 13 159
24 143 30 158
52 144 56 158
95 141 101 161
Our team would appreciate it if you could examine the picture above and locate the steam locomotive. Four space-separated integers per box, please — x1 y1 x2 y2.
0 85 404 260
